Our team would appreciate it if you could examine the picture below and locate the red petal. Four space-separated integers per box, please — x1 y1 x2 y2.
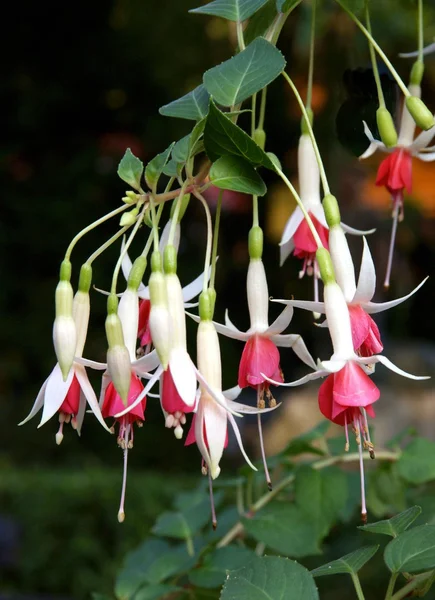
318 374 346 425
333 362 380 408
293 212 329 258
375 149 413 194
59 374 81 414
238 335 281 388
102 373 145 422
161 367 194 415
348 305 371 352
138 300 152 346
359 315 383 357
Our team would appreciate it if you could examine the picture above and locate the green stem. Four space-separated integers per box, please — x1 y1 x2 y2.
306 0 316 110
236 20 245 51
282 71 331 198
168 180 189 247
216 450 399 548
252 196 259 227
365 1 386 108
257 87 268 131
86 226 130 265
276 166 324 248
251 93 257 135
418 0 424 64
335 0 410 98
351 573 366 600
186 535 195 558
64 203 130 261
391 572 432 600
192 191 213 294
384 572 398 599
142 202 165 259
209 190 222 292
148 194 160 251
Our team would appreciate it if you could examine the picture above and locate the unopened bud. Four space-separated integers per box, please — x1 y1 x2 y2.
164 245 177 274
253 128 266 150
107 344 131 405
78 263 92 294
301 108 314 135
405 96 435 131
120 207 139 227
376 107 398 148
266 152 282 171
248 226 263 260
143 208 153 228
316 248 335 285
410 60 424 86
199 290 213 322
322 194 341 228
127 256 147 291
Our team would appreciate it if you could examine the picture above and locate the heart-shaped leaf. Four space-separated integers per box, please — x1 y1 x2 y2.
145 143 174 191
384 524 435 574
358 506 422 538
397 438 435 485
311 545 379 577
189 546 255 588
221 556 319 600
159 85 210 121
204 100 275 169
276 0 302 13
118 148 144 191
203 38 285 106
190 0 269 22
210 155 267 195
244 0 277 45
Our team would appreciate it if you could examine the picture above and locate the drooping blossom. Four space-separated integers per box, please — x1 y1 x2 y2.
19 285 111 443
188 254 316 487
266 278 428 521
275 234 427 357
280 133 372 292
360 83 435 286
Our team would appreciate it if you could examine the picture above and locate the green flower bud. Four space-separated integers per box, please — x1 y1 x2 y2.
405 96 435 131
127 256 147 291
199 290 213 321
120 207 139 227
253 128 266 150
376 107 398 148
107 293 119 316
59 259 72 282
78 263 92 293
151 250 162 273
316 248 335 285
164 245 177 274
248 226 263 260
322 194 341 228
143 208 153 228
301 108 314 135
410 60 424 86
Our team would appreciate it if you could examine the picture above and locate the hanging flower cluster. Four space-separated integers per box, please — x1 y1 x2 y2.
21 0 432 525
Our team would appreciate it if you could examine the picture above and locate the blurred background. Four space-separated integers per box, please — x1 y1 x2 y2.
1 0 435 597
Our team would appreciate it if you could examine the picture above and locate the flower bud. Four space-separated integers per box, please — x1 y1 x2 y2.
73 290 90 357
322 194 341 228
252 128 266 150
410 60 424 86
376 107 398 148
54 278 77 381
405 96 435 131
149 270 171 369
316 248 335 285
248 226 263 260
197 320 222 390
247 258 269 332
122 191 138 204
120 207 139 227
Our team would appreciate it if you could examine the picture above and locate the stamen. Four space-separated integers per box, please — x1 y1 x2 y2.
165 414 175 428
174 424 183 439
208 471 217 530
361 408 375 459
55 421 64 445
384 193 402 288
118 423 130 523
201 459 208 476
257 413 272 491
344 413 350 452
356 420 367 524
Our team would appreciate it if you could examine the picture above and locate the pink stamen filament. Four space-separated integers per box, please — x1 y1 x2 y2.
384 194 402 288
257 412 272 491
208 471 217 530
355 417 367 523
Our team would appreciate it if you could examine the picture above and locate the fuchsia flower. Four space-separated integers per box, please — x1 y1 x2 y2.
280 134 371 278
160 366 194 439
277 235 427 357
361 84 435 286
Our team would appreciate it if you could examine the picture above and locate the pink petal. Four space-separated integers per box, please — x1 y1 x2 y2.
293 212 329 258
359 315 383 357
348 305 371 352
161 367 195 415
238 335 281 388
333 362 380 408
59 374 81 414
138 299 152 346
318 374 347 426
102 373 145 422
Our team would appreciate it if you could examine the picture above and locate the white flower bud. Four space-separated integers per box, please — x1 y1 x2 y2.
53 318 77 382
298 133 321 210
247 259 269 333
328 225 356 302
72 290 90 358
197 321 222 390
107 345 131 405
118 288 139 361
324 282 354 360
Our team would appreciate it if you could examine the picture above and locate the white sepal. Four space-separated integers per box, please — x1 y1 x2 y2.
247 259 269 333
197 320 221 390
324 282 354 360
39 364 74 427
53 316 77 381
298 133 321 211
72 290 90 357
118 288 139 361
166 273 187 349
107 345 131 404
329 225 356 302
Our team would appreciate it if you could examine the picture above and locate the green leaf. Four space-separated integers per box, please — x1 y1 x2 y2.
397 438 435 485
282 421 330 457
221 556 319 599
118 148 144 191
145 143 174 191
204 100 275 169
384 525 435 574
276 0 302 13
159 85 210 121
358 506 422 538
189 546 255 588
188 118 206 159
311 545 379 577
190 0 269 21
203 38 285 106
244 0 277 45
242 503 321 557
115 539 170 599
294 466 348 539
172 135 191 165
162 159 180 178
133 585 179 600
367 463 407 518
210 156 267 195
